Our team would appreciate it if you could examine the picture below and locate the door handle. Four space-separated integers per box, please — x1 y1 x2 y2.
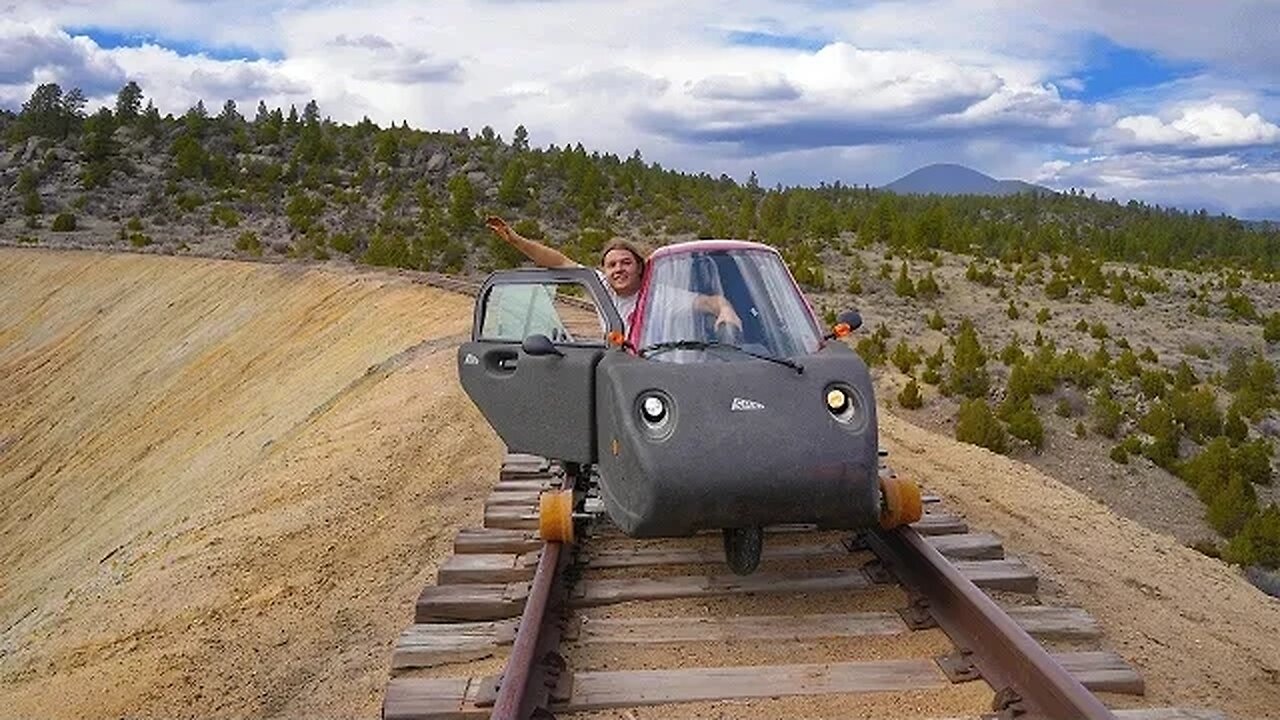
485 349 519 375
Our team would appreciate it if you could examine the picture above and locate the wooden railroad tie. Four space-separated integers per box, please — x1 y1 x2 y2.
392 605 1104 670
387 459 1226 720
385 651 1154 719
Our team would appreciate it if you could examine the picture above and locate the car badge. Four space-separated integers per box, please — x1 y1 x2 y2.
731 397 765 411
463 353 479 365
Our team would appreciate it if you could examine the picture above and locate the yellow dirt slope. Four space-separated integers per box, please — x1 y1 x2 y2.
0 249 501 718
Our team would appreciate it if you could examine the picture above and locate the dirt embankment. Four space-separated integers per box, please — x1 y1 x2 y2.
1 248 1277 719
0 249 501 718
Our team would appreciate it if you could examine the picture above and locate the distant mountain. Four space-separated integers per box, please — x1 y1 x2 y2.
884 163 1053 197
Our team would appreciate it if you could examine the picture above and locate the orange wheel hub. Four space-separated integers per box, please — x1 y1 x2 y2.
538 489 575 543
879 475 923 530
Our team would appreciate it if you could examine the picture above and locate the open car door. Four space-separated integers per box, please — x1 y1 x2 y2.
457 268 623 464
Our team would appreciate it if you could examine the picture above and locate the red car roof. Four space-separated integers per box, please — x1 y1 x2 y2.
648 239 780 259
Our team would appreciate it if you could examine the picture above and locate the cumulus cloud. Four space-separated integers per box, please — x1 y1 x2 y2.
0 20 126 95
325 33 462 84
3 2 1279 217
187 64 309 100
1034 150 1280 218
690 73 800 102
638 42 1097 153
332 34 395 51
1103 103 1280 151
94 42 310 112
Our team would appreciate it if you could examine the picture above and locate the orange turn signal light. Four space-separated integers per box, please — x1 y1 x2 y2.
832 322 851 338
608 330 626 347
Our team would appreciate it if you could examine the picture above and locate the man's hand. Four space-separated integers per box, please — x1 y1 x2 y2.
484 216 513 241
714 297 742 332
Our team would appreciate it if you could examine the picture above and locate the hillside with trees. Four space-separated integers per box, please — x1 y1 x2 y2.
2 81 1278 582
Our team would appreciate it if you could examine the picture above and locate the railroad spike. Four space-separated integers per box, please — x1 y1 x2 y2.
936 649 981 683
842 531 869 552
981 687 1028 719
541 650 567 673
548 670 574 703
862 558 894 584
898 594 937 630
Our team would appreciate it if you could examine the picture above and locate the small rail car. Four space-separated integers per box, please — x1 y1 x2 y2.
458 240 921 574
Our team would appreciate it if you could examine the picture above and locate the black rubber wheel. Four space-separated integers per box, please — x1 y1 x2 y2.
722 526 763 575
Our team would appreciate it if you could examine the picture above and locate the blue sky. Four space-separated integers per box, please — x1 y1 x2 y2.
3 1 1280 219
1069 35 1204 103
66 26 283 62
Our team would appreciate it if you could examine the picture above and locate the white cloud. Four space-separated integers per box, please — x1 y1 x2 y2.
1104 103 1280 151
1035 151 1280 218
2 2 1280 217
92 43 309 114
0 20 126 95
690 73 800 102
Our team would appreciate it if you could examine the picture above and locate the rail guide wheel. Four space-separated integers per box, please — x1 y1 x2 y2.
879 475 924 529
538 489 575 544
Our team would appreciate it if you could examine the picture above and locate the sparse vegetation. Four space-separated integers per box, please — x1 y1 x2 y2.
235 231 262 256
944 318 989 399
898 379 923 409
6 78 1280 569
51 212 76 231
956 398 1007 454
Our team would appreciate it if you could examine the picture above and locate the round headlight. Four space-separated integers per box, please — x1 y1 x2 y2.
826 388 849 414
641 395 667 423
825 384 859 424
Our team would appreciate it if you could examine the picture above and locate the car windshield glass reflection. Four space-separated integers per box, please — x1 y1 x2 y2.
480 282 606 345
637 249 821 363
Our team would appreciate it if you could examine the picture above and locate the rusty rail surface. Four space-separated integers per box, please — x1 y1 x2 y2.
488 523 1120 720
865 527 1118 720
384 452 1230 719
488 469 576 720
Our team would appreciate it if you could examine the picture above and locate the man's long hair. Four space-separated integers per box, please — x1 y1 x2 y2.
599 237 647 275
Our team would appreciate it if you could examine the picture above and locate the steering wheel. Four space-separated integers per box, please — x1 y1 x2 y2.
715 321 744 346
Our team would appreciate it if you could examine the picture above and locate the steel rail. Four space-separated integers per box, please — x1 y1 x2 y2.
866 526 1117 720
489 470 576 720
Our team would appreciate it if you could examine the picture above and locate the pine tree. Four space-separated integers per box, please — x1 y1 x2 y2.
1224 406 1249 444
1207 475 1258 536
946 318 989 399
898 379 924 409
1004 400 1046 452
1223 505 1280 568
1266 313 1280 344
498 159 527 206
115 81 143 123
448 174 477 232
894 262 916 297
916 270 940 298
956 399 1008 454
891 340 921 374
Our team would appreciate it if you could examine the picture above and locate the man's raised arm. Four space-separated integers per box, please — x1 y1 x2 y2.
484 216 579 269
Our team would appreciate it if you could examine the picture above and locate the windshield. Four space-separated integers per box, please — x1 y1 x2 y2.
636 248 821 363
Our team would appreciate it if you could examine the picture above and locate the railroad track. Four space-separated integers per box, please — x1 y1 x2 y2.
382 454 1226 720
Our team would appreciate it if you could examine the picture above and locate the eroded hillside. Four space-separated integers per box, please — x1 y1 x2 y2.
1 248 1277 719
0 249 501 718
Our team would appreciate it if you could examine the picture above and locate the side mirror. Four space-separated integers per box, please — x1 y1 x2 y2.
521 333 563 357
837 310 863 331
825 309 863 341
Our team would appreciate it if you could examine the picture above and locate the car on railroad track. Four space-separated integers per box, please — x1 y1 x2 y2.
457 240 922 574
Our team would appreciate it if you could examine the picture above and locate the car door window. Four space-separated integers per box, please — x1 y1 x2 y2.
479 281 607 345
